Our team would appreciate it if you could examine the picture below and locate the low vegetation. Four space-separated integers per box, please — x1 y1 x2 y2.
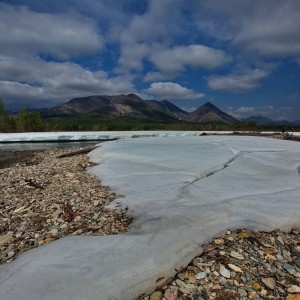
0 99 45 132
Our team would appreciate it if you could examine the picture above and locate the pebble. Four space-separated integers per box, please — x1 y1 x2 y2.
228 263 243 273
49 228 58 235
149 291 163 300
230 250 245 260
261 277 276 289
286 295 300 300
0 146 131 264
7 251 15 259
288 285 300 293
142 228 300 300
0 235 12 246
195 272 206 280
285 263 296 275
219 265 231 278
164 287 178 300
238 288 247 297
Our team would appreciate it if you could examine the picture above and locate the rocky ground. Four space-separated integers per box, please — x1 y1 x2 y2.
1 143 299 300
0 145 131 264
269 133 300 142
144 229 300 300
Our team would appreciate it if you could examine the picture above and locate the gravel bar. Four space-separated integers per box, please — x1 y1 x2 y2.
0 145 131 264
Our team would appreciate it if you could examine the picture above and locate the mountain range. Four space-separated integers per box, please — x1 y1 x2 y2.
41 94 299 125
242 116 300 126
43 94 240 124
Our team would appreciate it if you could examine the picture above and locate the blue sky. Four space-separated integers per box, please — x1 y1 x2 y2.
0 0 299 120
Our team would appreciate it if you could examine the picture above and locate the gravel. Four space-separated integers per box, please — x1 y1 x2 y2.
0 145 131 264
145 228 300 300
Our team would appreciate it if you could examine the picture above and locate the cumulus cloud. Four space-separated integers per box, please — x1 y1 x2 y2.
116 43 150 72
195 0 300 62
146 82 204 100
0 3 103 59
116 0 185 72
207 69 269 92
0 55 134 108
233 1 300 61
144 71 170 82
149 45 231 75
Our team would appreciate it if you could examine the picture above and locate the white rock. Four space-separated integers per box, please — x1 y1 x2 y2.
287 285 300 293
228 264 243 273
7 251 15 259
195 272 207 280
219 265 231 278
261 277 276 290
49 229 58 235
230 251 244 260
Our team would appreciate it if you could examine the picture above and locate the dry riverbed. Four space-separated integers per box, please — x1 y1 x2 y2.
0 145 131 264
1 144 299 300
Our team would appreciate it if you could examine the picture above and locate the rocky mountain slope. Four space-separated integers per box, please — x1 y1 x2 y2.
185 102 240 124
43 94 240 124
43 94 188 121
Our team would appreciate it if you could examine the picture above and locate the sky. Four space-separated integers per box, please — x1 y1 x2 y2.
0 0 299 121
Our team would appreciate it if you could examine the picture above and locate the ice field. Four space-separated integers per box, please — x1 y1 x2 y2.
1 135 300 300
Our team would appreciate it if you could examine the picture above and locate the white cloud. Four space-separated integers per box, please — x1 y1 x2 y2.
116 43 150 72
0 55 134 108
146 82 204 100
0 3 103 59
234 107 256 114
116 0 185 73
207 69 269 92
144 71 170 82
195 0 300 62
149 45 231 75
233 1 300 61
120 0 183 44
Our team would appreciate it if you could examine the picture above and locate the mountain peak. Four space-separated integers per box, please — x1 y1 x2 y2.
185 102 239 124
203 101 214 106
126 93 142 100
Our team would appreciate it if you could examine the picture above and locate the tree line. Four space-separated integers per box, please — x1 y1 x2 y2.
0 99 45 132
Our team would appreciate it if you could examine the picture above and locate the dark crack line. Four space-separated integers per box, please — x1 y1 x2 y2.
180 149 289 196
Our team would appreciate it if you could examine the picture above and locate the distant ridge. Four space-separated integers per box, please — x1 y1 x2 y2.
43 94 189 121
185 102 240 124
242 115 299 126
43 95 241 124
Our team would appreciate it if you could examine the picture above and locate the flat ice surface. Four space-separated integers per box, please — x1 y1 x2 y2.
0 131 229 142
1 136 300 300
1 130 299 143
